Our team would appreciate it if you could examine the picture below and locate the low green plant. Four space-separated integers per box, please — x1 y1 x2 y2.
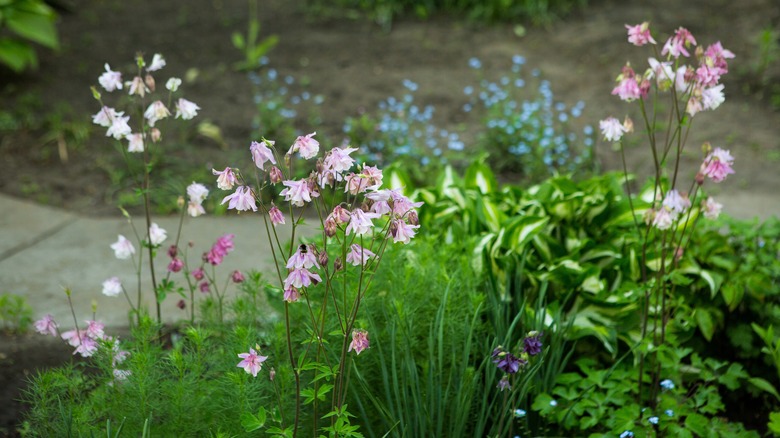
231 0 278 71
0 292 32 333
0 0 59 72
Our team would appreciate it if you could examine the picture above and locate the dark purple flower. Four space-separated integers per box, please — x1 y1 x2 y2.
493 349 525 374
523 332 543 356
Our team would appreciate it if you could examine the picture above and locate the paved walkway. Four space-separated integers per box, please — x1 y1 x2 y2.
0 194 317 328
1 191 778 330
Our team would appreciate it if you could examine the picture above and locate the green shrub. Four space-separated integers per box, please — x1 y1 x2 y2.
0 0 59 72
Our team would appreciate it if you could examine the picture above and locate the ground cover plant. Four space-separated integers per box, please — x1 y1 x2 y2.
13 17 780 438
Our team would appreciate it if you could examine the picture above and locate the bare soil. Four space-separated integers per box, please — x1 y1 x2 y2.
1 0 779 434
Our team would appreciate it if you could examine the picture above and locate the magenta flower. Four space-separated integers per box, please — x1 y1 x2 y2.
236 347 269 377
102 277 123 297
232 270 245 283
286 244 320 270
192 267 205 281
289 132 320 159
625 22 656 46
348 329 370 355
346 209 381 236
175 98 200 120
111 235 135 260
701 148 735 183
34 314 58 336
269 205 285 226
98 64 123 92
612 74 642 102
206 233 235 265
212 167 238 190
167 258 183 273
280 179 319 207
250 140 276 170
199 281 210 293
284 287 301 303
702 197 723 220
599 117 627 142
143 100 171 127
284 268 322 289
346 244 376 267
662 27 697 58
221 186 258 212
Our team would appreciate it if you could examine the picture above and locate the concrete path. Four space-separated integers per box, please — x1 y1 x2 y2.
0 194 317 329
0 191 777 331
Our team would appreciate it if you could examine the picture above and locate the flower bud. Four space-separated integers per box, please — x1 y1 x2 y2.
167 245 178 259
269 166 283 184
177 196 185 208
334 257 343 272
232 270 245 283
151 128 162 143
318 250 329 267
324 218 338 237
269 367 276 381
177 299 186 310
168 258 183 273
622 116 634 134
144 74 156 92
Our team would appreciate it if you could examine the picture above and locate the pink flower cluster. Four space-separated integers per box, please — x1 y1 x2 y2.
205 234 235 266
92 54 200 153
612 24 734 117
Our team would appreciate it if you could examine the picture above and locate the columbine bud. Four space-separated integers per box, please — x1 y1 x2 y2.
324 218 338 237
695 171 705 186
92 299 98 313
168 258 183 273
623 116 634 134
177 196 185 208
151 128 162 142
269 367 276 381
269 166 283 184
168 245 178 258
334 257 343 272
284 154 291 168
674 247 684 262
318 250 329 267
232 270 245 283
407 210 419 226
91 86 101 100
144 74 156 92
129 76 146 97
177 299 186 310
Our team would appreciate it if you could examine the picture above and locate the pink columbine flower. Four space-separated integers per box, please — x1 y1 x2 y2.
346 244 376 267
319 146 359 186
344 173 369 195
192 267 205 281
289 132 320 159
662 27 697 58
363 165 384 189
84 320 105 340
222 186 258 212
702 197 723 220
348 329 370 355
149 222 167 246
703 41 735 75
175 98 200 120
167 258 183 273
199 281 210 293
346 209 381 236
206 233 235 265
600 117 627 142
647 58 675 89
652 207 675 230
269 166 283 184
284 287 301 303
284 268 322 289
611 65 642 102
212 167 238 190
390 219 420 244
236 347 269 377
126 133 144 153
147 53 166 72
626 22 656 46
269 205 285 225
389 190 423 218
701 148 735 183
98 64 123 92
92 106 120 127
662 189 690 214
106 115 132 140
232 270 245 283
286 244 320 270
144 100 171 126
329 205 352 224
74 336 99 357
34 314 58 336
111 235 135 260
102 277 123 297
127 76 148 97
250 140 276 170
280 179 319 207
165 77 182 92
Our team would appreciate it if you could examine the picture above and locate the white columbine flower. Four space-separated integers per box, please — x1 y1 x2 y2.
165 77 182 92
102 277 123 297
111 235 135 259
148 223 167 246
175 98 200 120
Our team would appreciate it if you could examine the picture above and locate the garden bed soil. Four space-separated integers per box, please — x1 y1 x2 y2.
1 0 779 434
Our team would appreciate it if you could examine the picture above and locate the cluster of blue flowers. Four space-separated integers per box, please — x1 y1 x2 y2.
343 79 464 167
248 57 324 137
464 55 594 179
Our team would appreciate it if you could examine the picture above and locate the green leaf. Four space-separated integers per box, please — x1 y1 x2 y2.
240 411 264 432
694 309 715 341
721 283 744 311
506 215 549 252
684 413 709 437
464 159 497 194
5 7 58 49
768 411 780 434
749 377 780 400
0 37 37 71
531 393 557 416
231 31 245 49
